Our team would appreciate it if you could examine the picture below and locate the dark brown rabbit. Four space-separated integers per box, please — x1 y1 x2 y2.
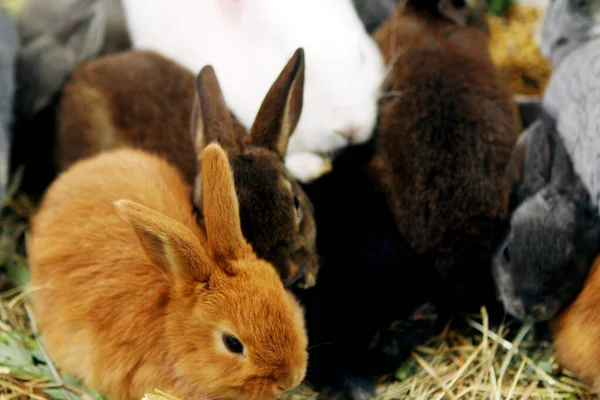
56 48 318 289
372 0 521 314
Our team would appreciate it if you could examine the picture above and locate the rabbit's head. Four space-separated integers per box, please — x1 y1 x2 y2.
189 49 319 289
541 0 600 68
493 117 600 322
115 143 308 400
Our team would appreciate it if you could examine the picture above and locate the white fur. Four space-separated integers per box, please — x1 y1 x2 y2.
121 0 386 183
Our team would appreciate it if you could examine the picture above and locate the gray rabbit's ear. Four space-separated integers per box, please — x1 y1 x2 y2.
508 119 552 202
58 0 107 64
549 130 576 189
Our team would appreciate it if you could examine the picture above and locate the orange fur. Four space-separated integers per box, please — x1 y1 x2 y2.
28 145 308 400
56 49 319 289
552 255 600 389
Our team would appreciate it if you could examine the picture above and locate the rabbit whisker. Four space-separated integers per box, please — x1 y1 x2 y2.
379 90 406 99
307 342 334 351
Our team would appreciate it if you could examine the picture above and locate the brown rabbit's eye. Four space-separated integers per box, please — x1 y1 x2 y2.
293 195 303 225
223 334 244 354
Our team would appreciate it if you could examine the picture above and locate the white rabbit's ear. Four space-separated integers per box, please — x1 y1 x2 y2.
216 0 246 21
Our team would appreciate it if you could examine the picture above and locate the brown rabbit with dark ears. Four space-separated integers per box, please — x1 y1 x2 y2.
28 142 308 400
56 48 318 289
372 0 520 316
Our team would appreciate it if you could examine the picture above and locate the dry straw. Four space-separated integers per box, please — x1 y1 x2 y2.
488 5 553 96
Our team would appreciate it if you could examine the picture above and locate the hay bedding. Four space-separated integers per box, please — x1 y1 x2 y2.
0 1 595 399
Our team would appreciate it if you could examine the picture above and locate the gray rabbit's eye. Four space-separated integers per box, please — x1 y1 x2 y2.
223 334 245 355
451 0 466 8
502 245 510 264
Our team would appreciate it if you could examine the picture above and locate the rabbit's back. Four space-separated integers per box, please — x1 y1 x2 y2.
57 50 197 178
377 44 517 251
373 16 520 311
28 149 200 398
542 39 600 206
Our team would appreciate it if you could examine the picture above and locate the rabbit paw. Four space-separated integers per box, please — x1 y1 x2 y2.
285 152 332 183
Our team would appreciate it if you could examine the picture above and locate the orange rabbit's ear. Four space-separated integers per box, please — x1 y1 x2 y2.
114 200 211 282
190 65 238 154
248 47 305 158
201 143 248 266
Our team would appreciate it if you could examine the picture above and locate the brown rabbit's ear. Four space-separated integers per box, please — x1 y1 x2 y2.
201 143 249 266
114 200 211 282
438 0 469 26
248 48 305 158
190 66 239 155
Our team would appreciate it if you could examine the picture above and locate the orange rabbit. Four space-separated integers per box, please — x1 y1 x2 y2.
552 255 600 390
28 125 308 398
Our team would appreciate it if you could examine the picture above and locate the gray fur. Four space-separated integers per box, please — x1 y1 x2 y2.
541 0 600 68
493 114 600 322
351 0 401 33
541 0 600 210
16 0 130 118
0 7 18 207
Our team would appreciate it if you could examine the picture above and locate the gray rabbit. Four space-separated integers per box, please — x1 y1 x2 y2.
15 0 130 118
351 0 401 33
539 0 600 208
493 112 600 322
0 7 18 208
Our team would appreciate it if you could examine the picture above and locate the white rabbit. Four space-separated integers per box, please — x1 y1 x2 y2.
121 0 386 183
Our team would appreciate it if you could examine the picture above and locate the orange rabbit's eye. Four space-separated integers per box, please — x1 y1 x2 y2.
223 334 244 355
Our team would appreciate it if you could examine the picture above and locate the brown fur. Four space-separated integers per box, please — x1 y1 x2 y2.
552 255 600 389
372 0 520 312
28 144 308 400
56 49 318 289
